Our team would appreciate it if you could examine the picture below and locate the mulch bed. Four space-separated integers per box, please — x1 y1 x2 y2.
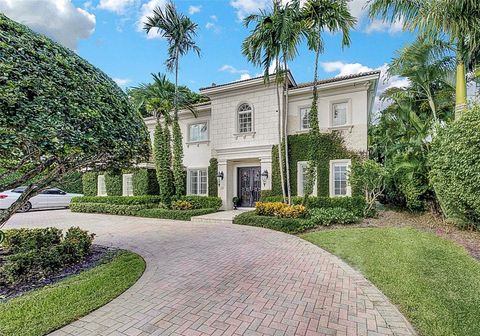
0 244 118 302
303 210 480 261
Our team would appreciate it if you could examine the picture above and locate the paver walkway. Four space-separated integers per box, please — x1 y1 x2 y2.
6 210 416 336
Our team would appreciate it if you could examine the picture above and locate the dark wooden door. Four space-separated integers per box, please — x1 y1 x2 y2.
238 167 261 207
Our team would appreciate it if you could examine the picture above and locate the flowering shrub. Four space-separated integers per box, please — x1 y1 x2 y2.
171 200 193 210
255 202 306 218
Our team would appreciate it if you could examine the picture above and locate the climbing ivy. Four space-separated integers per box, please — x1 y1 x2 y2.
271 133 360 197
172 121 185 197
104 170 122 196
208 158 218 197
153 122 174 204
132 168 159 196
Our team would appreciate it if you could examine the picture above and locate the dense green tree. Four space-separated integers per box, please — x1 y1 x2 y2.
0 14 150 227
144 1 201 197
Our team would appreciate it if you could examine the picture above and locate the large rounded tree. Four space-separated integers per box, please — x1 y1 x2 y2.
0 14 150 226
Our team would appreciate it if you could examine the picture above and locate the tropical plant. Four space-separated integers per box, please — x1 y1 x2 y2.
243 0 309 204
368 0 480 118
301 0 356 202
144 1 201 197
0 14 150 227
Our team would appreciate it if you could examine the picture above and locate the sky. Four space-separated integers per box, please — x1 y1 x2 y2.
0 0 417 112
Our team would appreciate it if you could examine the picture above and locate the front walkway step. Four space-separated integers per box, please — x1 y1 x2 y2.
191 209 250 224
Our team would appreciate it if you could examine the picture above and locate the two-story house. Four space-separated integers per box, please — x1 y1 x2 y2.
139 70 379 210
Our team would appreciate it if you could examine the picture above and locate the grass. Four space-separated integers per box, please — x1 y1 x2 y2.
302 227 480 336
0 251 145 336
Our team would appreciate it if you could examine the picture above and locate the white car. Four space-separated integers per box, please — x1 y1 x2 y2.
0 187 83 212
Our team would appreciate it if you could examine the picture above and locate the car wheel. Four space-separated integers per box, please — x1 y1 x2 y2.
19 202 32 213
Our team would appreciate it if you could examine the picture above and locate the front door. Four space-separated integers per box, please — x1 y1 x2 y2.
238 167 261 207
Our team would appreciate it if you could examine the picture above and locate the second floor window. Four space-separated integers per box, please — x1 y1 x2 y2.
189 122 208 142
300 107 310 130
238 103 253 133
332 102 347 126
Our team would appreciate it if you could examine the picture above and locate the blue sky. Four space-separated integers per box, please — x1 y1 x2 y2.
1 0 415 109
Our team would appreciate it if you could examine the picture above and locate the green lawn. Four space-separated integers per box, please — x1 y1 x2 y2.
302 227 480 336
0 251 145 336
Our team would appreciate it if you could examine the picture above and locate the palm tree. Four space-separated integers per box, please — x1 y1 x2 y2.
388 37 455 123
243 0 307 204
368 0 480 118
144 1 200 196
301 0 355 201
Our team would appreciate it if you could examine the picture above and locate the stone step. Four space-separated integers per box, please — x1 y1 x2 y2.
190 209 250 225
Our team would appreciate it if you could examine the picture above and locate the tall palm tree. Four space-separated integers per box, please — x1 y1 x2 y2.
301 0 355 200
144 1 200 196
243 0 307 204
368 0 480 118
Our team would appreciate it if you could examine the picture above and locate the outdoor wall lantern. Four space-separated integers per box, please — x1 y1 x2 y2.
217 171 224 186
261 170 269 186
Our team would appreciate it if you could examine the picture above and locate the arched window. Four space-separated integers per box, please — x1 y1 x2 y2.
237 103 253 133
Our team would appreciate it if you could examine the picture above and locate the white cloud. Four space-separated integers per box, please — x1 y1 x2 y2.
210 15 218 21
219 65 249 75
321 61 409 113
230 0 269 20
98 0 135 14
188 5 201 15
348 0 369 21
365 18 404 34
240 73 252 80
113 78 132 87
205 21 221 33
0 0 95 50
137 0 167 39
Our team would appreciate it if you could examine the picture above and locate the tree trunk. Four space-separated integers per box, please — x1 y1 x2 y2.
455 59 467 120
283 58 291 205
275 58 287 203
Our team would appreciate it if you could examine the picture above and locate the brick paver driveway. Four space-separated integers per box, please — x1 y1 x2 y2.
6 210 415 336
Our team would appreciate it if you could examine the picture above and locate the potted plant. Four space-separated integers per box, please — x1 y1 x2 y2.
232 197 240 210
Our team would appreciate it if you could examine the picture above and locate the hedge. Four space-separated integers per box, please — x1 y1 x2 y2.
261 195 366 217
0 227 94 286
55 171 83 194
82 172 98 197
208 158 218 197
71 195 163 205
271 133 360 197
70 203 156 216
179 196 222 210
132 168 159 196
429 105 480 230
233 211 313 233
104 170 122 196
136 208 217 221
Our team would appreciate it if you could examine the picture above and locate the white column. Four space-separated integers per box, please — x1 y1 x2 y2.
217 160 229 210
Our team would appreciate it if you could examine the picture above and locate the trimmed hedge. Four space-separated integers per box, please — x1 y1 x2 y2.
136 208 217 221
261 195 366 217
307 207 359 226
71 195 163 205
208 158 218 197
70 203 156 216
104 170 122 196
82 172 98 196
271 133 360 197
179 196 222 210
233 211 313 233
132 168 159 196
0 227 94 286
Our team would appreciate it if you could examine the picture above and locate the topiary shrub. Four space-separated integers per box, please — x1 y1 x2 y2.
132 168 159 196
429 105 480 230
104 170 122 196
82 172 98 196
208 158 218 197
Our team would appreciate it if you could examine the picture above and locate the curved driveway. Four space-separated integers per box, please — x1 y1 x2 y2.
6 210 415 336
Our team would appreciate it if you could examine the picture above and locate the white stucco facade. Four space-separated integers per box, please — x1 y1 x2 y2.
144 71 379 209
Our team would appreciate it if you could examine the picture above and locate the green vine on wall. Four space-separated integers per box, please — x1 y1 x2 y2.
208 158 218 197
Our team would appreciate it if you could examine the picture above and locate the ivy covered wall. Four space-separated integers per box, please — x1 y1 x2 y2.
132 168 159 196
208 158 218 197
271 133 360 197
